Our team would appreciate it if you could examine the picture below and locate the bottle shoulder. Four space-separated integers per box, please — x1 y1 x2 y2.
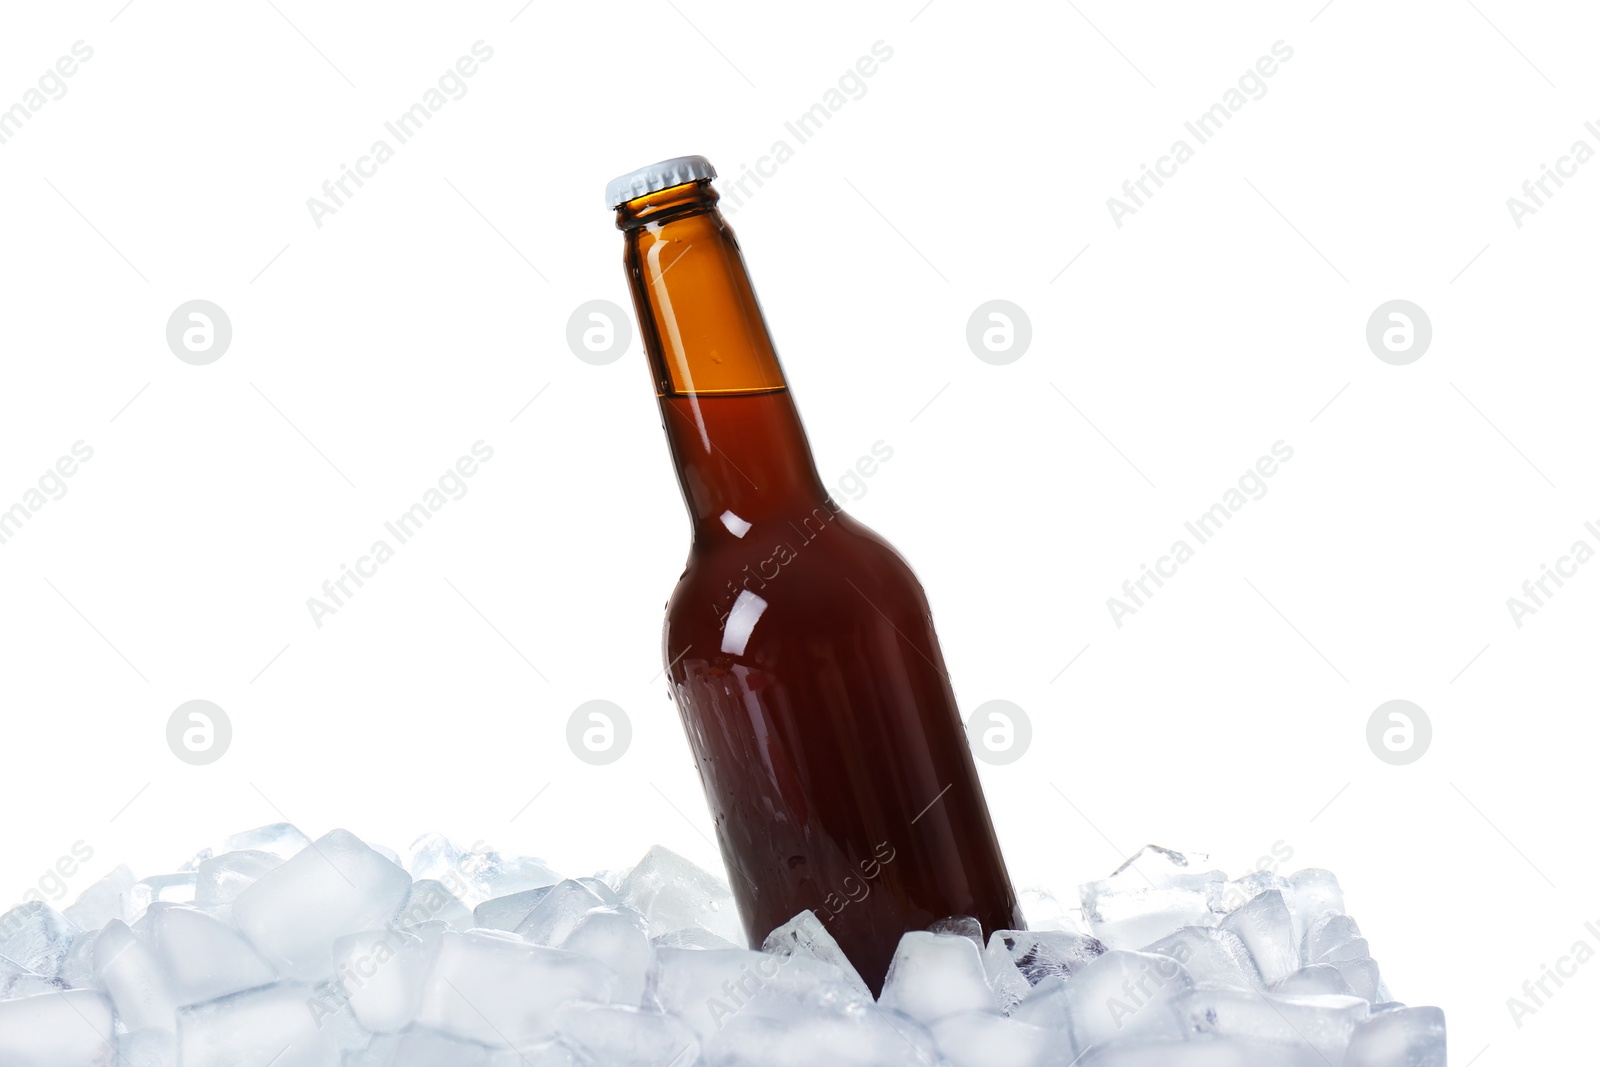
664 505 930 635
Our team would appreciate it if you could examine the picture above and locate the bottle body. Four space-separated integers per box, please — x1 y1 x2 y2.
662 401 1023 991
615 165 1022 992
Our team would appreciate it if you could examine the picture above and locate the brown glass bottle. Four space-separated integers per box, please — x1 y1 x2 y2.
611 158 1023 993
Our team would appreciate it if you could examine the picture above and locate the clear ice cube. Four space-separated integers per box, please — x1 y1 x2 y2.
176 981 340 1067
555 1001 700 1066
988 928 1107 986
1142 926 1259 988
232 829 411 981
931 1011 1064 1067
116 1028 177 1067
1176 986 1370 1060
65 865 136 933
618 845 746 945
0 955 62 1000
1218 889 1297 987
142 904 277 1007
514 879 608 947
129 874 198 918
646 945 845 1043
465 848 562 905
560 905 654 1006
1081 846 1225 949
1342 1004 1446 1066
0 902 76 978
1011 948 1191 1048
704 1005 940 1067
414 930 614 1048
762 910 871 999
878 932 999 1026
927 915 984 945
194 851 283 910
1303 913 1361 964
90 919 177 1033
0 989 116 1066
225 823 312 860
472 887 553 932
1285 869 1344 950
331 928 430 1033
397 880 473 933
1273 963 1355 997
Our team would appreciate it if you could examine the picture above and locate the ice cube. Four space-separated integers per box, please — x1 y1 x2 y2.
225 823 312 860
703 1005 940 1067
0 989 116 1066
556 1001 699 1066
91 919 178 1032
877 932 998 1025
927 915 984 945
129 874 198 917
1076 1037 1329 1066
480 1039 587 1067
469 851 563 904
1216 869 1290 915
979 936 1033 1012
117 1028 177 1067
762 910 871 999
176 981 340 1066
0 901 77 977
1274 963 1356 997
1011 948 1191 1047
348 1027 574 1067
560 906 654 1006
415 930 614 1047
331 928 429 1033
397 880 473 932
195 851 283 910
1331 955 1383 1002
0 955 61 1000
1285 869 1344 949
406 834 470 884
1177 987 1369 1060
515 879 608 946
618 845 745 945
1218 889 1297 987
931 1011 1063 1067
1342 1004 1446 1065
1016 884 1086 933
988 928 1106 985
1303 913 1361 964
1317 936 1372 964
371 843 404 866
142 904 276 1006
575 876 620 905
179 848 215 872
1142 926 1259 988
646 945 844 1042
1081 846 1225 948
59 928 98 988
232 829 411 980
65 865 136 932
473 887 553 932
651 927 743 950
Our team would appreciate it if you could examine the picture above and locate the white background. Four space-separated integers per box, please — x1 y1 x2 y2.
2 0 1595 1060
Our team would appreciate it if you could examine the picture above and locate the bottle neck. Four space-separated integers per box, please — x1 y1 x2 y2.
619 182 828 534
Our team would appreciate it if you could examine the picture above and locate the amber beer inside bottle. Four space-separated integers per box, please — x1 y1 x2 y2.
612 158 1023 992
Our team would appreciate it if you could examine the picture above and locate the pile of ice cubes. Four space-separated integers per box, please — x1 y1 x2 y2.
0 828 1444 1066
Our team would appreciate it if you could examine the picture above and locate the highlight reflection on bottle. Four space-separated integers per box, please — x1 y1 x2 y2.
608 156 1023 993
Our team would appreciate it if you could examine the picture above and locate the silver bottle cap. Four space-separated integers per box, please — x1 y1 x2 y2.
605 155 717 209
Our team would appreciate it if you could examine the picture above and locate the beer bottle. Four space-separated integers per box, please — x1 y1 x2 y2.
608 156 1023 993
